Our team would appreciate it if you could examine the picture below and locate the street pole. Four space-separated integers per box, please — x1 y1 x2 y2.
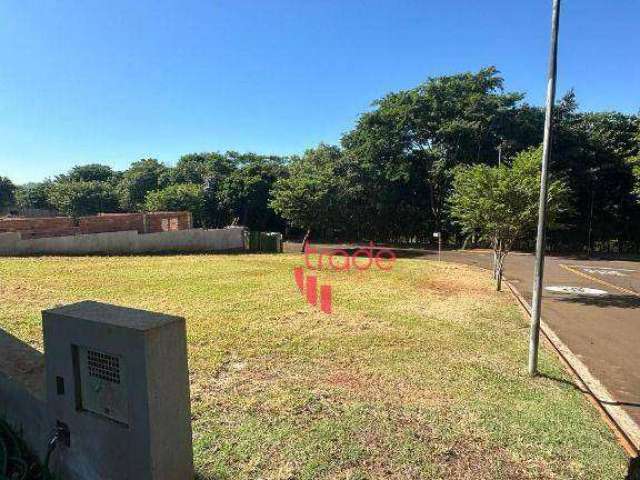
528 0 561 377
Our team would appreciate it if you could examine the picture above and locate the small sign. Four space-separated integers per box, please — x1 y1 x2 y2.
433 232 440 238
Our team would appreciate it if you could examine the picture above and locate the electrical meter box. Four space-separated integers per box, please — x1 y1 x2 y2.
43 301 193 480
75 345 129 425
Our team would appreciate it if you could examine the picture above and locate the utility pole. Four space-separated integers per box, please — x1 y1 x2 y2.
528 0 561 377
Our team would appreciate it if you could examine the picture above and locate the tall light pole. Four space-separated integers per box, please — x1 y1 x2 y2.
528 0 562 377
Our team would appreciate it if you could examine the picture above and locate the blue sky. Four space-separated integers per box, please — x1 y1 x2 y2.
1 0 638 184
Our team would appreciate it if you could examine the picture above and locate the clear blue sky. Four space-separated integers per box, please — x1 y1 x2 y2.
1 0 638 184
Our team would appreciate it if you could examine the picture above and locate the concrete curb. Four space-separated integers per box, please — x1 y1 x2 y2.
505 278 640 457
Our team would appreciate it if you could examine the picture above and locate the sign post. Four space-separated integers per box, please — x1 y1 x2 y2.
433 232 441 262
529 0 562 377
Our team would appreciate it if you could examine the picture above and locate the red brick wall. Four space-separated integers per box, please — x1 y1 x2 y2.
146 212 192 233
0 217 75 234
0 212 192 239
79 213 145 234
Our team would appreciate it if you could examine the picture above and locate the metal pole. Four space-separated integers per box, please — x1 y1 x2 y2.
528 0 561 377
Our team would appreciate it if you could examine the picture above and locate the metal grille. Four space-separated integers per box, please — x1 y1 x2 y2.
87 350 121 384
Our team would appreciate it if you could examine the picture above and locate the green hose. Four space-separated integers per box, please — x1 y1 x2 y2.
0 418 50 480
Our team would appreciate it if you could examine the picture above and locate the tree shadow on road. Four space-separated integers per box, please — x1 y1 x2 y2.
554 294 640 309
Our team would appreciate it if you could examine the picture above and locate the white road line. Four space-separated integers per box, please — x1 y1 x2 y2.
573 265 636 272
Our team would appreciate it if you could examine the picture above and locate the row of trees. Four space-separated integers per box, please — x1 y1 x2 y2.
271 67 639 252
2 153 287 232
2 66 638 252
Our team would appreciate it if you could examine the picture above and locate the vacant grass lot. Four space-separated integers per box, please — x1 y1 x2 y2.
0 254 628 479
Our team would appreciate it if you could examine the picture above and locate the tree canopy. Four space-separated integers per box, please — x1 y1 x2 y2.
48 180 119 217
144 184 206 225
449 146 570 287
3 66 638 253
117 159 169 211
0 177 16 210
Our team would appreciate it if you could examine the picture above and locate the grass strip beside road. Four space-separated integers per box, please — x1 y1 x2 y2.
0 254 629 479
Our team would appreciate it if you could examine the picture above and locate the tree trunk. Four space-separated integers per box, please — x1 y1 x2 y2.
301 228 312 253
493 240 505 291
492 251 497 279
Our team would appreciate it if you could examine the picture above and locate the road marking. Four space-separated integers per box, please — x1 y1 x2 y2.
573 265 636 275
560 264 640 297
545 286 608 296
574 265 636 272
581 268 627 277
506 280 640 454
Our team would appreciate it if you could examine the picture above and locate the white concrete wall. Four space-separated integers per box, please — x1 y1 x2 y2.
0 228 245 256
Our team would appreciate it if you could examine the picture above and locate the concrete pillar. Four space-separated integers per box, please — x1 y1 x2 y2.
43 301 193 480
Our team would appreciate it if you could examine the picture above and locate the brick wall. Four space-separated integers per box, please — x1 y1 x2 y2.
0 217 74 232
0 212 192 239
79 213 145 235
146 212 192 233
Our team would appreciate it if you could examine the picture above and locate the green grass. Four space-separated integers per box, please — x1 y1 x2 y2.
0 254 628 479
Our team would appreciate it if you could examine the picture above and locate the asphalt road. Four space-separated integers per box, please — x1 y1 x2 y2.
434 249 640 431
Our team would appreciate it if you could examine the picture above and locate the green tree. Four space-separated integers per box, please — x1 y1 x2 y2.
117 159 168 211
270 144 348 246
171 152 237 227
341 66 528 242
0 176 16 209
14 181 55 211
62 164 115 183
549 99 640 252
144 184 206 225
171 152 231 184
48 181 119 217
216 153 287 231
449 146 569 290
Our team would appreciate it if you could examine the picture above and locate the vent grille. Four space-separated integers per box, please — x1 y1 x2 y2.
87 350 121 384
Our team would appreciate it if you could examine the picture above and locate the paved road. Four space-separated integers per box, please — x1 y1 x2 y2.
434 249 640 433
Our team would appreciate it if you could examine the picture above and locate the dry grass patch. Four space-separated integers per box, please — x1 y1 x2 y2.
0 253 628 479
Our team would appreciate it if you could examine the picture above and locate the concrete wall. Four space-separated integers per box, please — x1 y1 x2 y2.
0 372 48 460
1 302 194 479
0 329 48 460
0 228 245 256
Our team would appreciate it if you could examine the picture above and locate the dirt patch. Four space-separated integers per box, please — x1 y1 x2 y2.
437 438 551 480
418 275 494 297
321 367 445 408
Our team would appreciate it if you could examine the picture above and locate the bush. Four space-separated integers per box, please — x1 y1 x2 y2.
144 184 205 226
47 181 119 217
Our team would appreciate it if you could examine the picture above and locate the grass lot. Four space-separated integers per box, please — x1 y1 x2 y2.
0 253 628 479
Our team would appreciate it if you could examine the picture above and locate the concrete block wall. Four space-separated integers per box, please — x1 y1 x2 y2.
0 228 245 256
0 329 48 461
0 302 194 479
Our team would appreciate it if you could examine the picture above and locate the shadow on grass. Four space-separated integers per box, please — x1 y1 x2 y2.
627 456 640 480
540 373 640 409
542 373 640 478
